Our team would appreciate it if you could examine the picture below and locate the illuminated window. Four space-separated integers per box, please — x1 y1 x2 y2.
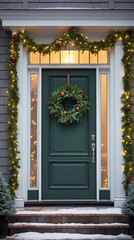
101 74 107 189
30 74 37 188
30 50 108 65
41 53 49 64
61 51 70 64
30 52 40 64
98 51 107 64
90 53 97 64
50 52 60 64
80 51 89 64
70 51 78 64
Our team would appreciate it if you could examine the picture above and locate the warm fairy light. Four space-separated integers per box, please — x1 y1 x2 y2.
122 164 125 172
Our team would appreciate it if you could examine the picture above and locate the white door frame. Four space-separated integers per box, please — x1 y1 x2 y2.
14 36 125 208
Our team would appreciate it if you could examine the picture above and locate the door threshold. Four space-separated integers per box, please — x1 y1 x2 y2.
25 200 114 207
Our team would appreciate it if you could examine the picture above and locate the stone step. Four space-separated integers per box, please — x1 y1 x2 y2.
9 214 128 224
6 232 133 240
8 222 131 236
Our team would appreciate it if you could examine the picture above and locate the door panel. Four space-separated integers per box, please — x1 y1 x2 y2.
42 69 96 199
50 119 88 155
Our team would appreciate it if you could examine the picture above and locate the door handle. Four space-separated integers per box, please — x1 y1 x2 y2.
91 143 95 163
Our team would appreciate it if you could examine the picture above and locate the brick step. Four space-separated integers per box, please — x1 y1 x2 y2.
8 222 130 236
9 214 128 224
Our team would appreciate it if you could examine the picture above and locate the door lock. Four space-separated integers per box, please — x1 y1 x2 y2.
91 134 95 141
91 143 95 163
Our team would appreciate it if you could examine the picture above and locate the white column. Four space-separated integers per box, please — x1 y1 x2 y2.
114 40 126 207
15 43 28 208
109 48 116 202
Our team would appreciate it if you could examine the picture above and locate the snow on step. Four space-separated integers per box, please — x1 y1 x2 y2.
7 232 132 239
15 207 122 215
9 222 129 228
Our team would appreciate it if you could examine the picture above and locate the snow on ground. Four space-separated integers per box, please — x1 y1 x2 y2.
6 232 132 240
16 207 122 215
10 222 129 227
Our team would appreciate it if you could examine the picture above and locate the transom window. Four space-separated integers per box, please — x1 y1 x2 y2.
29 50 108 65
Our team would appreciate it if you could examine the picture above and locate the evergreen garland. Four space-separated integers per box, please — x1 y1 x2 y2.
8 27 134 196
49 84 89 125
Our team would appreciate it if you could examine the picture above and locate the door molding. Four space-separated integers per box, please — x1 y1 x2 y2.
15 40 125 207
27 65 110 203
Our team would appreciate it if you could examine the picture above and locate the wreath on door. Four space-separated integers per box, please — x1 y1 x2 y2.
48 84 89 125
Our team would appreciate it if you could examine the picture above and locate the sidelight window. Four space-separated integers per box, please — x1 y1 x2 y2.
30 73 37 188
101 74 108 189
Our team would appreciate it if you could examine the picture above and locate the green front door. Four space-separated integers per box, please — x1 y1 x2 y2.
42 69 96 200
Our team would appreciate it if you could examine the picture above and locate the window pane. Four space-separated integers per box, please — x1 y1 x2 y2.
98 51 107 64
30 52 40 64
90 53 97 64
101 74 107 189
61 50 70 64
80 51 89 64
30 74 37 188
41 53 49 64
70 51 79 64
29 50 108 65
50 52 60 64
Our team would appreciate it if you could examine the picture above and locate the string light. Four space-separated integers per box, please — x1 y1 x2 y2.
7 27 134 196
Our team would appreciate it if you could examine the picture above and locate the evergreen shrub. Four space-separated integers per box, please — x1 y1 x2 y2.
122 184 134 216
0 172 16 216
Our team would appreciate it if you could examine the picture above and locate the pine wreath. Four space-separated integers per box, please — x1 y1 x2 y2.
48 84 89 125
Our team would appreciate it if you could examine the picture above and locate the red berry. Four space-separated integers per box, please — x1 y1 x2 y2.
81 93 85 98
127 104 131 110
70 29 75 33
76 106 80 111
12 34 18 40
60 91 65 97
57 40 62 47
11 56 16 63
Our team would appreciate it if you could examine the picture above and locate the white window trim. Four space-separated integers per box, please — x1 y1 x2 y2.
28 70 39 191
99 69 110 191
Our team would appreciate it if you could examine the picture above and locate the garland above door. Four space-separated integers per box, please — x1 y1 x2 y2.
8 27 134 196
